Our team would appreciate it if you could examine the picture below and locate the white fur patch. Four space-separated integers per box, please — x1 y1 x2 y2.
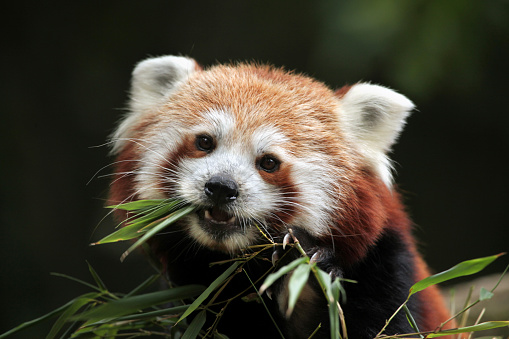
191 109 237 140
338 83 414 186
112 56 197 154
251 126 289 155
186 214 258 253
289 155 342 238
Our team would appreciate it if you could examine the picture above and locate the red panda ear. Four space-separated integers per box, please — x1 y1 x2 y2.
337 83 415 186
111 55 199 154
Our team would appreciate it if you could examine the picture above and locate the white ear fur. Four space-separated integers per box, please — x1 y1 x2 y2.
339 83 414 186
111 55 197 154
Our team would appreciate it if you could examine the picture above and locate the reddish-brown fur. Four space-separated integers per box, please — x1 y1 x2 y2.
327 169 454 332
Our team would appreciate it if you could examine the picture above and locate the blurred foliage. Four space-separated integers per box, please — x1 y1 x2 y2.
312 1 508 100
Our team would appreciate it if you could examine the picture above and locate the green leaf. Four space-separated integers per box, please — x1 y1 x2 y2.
410 254 503 295
50 273 101 292
87 262 108 292
178 262 240 323
259 257 308 294
74 285 205 322
93 202 186 245
71 305 189 337
314 267 332 301
126 201 182 228
120 205 196 261
106 199 169 211
113 305 189 322
124 274 160 298
0 294 96 339
426 321 509 337
403 304 423 338
46 293 100 339
181 310 207 339
91 222 148 245
329 279 341 339
286 263 311 317
479 287 495 301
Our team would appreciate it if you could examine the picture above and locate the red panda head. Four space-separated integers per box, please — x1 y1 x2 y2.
109 55 414 255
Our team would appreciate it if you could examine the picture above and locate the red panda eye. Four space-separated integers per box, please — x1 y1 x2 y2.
196 135 214 152
258 155 280 173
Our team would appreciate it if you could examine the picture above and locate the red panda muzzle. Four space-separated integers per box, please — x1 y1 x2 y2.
204 173 239 205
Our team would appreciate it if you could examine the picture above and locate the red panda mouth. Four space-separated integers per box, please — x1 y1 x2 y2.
204 208 236 224
197 207 240 239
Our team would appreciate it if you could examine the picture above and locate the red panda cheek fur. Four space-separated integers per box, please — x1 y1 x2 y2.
326 167 454 333
258 162 300 228
328 169 393 265
108 140 139 221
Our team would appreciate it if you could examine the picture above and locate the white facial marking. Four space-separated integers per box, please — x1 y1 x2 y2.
338 83 414 187
191 109 236 140
112 56 196 154
251 126 289 156
135 125 184 200
132 107 344 251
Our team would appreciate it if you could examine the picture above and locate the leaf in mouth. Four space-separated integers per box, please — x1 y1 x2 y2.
92 199 196 262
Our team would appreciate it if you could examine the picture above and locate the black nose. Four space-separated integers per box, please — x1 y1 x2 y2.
204 174 239 205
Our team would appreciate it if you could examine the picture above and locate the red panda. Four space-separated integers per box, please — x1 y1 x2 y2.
109 55 454 338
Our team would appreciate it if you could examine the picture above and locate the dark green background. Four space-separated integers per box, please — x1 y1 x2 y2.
1 1 508 337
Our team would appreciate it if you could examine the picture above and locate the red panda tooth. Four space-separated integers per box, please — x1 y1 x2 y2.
283 233 292 250
265 287 273 300
271 250 279 266
204 209 236 224
310 251 321 264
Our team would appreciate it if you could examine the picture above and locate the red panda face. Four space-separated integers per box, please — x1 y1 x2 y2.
109 56 414 254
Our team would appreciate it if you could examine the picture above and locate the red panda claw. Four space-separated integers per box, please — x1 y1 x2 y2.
283 233 292 250
271 250 279 266
266 287 273 300
310 251 321 264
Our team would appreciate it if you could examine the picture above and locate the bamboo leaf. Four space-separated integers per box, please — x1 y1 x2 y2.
50 273 101 292
87 262 107 292
121 205 196 261
329 279 341 339
74 285 204 322
314 267 332 301
124 274 160 298
71 305 189 336
286 263 311 317
92 203 185 245
259 257 308 294
426 321 509 337
46 293 100 339
178 262 240 323
105 199 169 211
182 310 207 339
410 254 503 295
126 201 182 227
403 304 423 338
91 222 148 245
0 294 96 339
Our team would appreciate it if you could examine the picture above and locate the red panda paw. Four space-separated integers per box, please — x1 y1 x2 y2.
273 228 344 280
